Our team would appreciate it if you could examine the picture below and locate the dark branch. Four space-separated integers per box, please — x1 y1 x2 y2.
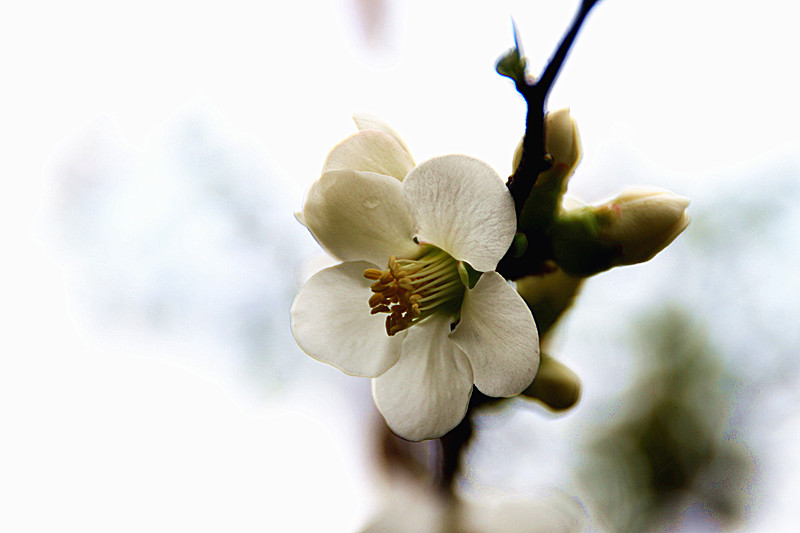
539 0 601 95
498 0 601 280
506 0 601 217
437 0 603 493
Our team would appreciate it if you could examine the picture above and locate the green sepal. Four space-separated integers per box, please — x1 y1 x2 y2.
517 162 563 235
550 207 621 277
457 261 482 289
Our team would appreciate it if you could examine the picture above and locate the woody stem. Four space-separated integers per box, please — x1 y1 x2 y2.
499 0 601 280
507 0 600 214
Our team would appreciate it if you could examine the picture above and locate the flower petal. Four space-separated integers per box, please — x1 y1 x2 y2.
303 169 420 265
372 315 474 441
451 271 539 397
322 130 415 181
403 155 516 272
290 261 404 377
352 113 414 160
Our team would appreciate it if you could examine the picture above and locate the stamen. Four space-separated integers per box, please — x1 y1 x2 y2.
363 246 466 336
363 269 383 280
369 293 387 307
370 280 389 291
397 278 414 291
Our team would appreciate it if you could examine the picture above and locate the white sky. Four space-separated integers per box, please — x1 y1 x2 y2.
3 0 800 531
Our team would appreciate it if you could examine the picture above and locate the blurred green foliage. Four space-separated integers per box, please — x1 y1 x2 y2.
578 308 754 532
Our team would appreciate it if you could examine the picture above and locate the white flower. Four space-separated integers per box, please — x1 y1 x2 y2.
291 116 540 441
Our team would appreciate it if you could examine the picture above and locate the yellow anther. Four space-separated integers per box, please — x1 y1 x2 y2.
363 246 466 337
363 269 383 280
369 293 387 307
382 285 398 297
370 280 390 292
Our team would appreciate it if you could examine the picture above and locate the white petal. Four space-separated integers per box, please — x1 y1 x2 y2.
403 155 516 272
303 170 421 265
290 262 404 377
372 315 474 441
451 272 539 397
352 113 414 160
322 130 414 181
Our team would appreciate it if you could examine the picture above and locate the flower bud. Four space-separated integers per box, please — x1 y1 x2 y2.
513 108 581 181
516 109 583 233
595 187 690 266
550 204 620 277
522 354 581 412
516 268 584 338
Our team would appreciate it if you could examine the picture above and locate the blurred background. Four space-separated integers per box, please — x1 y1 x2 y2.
3 0 799 531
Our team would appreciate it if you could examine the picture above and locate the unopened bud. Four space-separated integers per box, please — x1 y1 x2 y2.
522 354 581 412
517 109 583 233
595 187 690 265
516 268 584 338
513 108 581 181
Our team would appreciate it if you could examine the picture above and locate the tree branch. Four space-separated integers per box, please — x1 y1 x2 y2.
499 0 601 280
506 0 601 217
538 0 601 95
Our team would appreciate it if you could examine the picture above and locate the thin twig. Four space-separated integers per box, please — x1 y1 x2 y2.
507 0 601 216
498 0 602 280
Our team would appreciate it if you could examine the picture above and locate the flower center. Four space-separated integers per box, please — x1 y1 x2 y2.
363 246 465 336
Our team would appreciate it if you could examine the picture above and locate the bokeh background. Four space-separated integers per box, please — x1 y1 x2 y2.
3 0 799 531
